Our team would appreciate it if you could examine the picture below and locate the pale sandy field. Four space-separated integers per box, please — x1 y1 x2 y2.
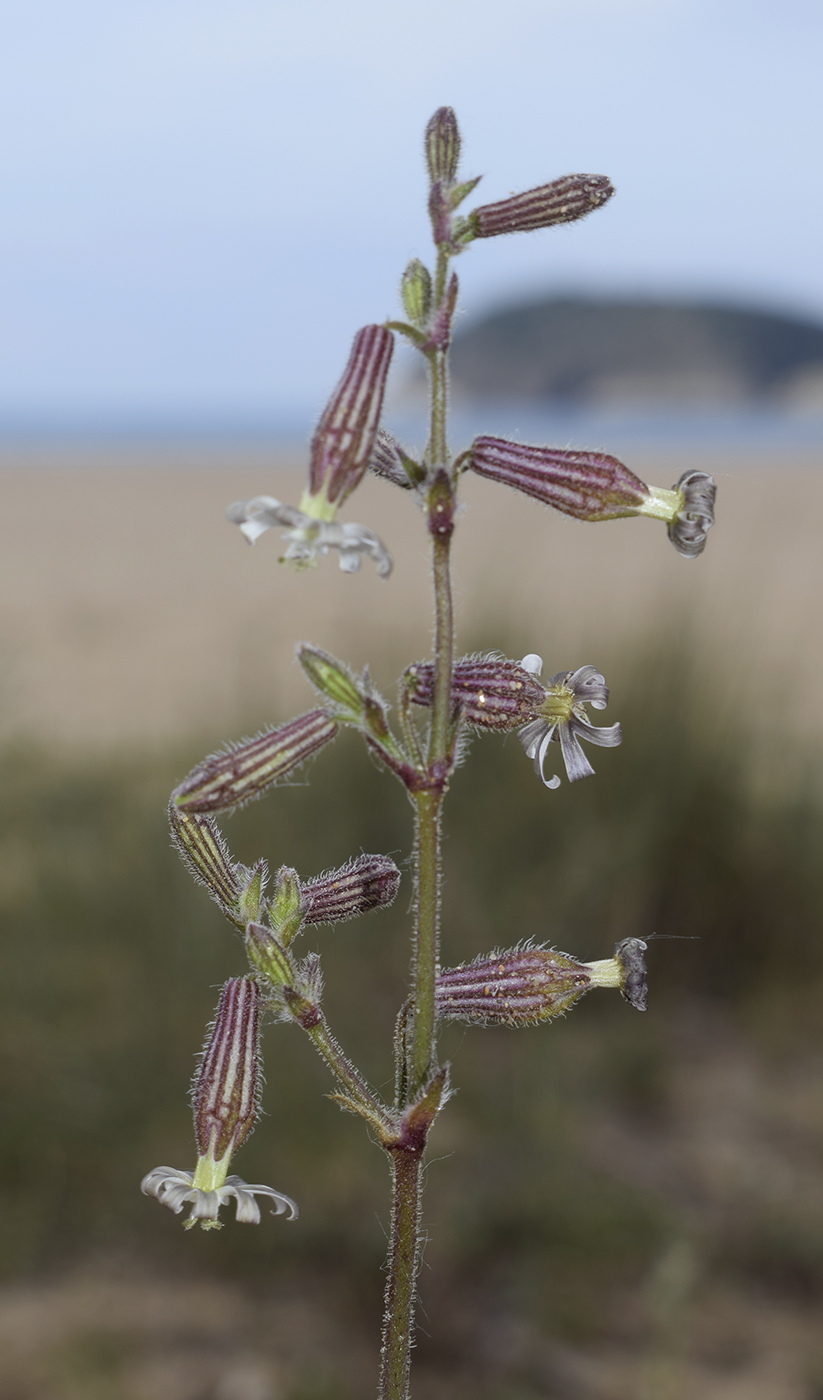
0 446 820 759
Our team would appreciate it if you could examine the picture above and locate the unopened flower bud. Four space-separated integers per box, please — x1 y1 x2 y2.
405 653 545 731
235 860 267 925
300 854 401 925
193 977 262 1164
436 946 593 1025
269 866 303 944
368 429 424 490
168 806 241 915
245 923 294 986
469 438 716 556
303 325 394 517
424 106 461 187
297 644 366 718
172 710 338 814
470 173 613 239
401 258 433 329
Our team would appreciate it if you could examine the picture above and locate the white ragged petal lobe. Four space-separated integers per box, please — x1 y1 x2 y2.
227 498 392 578
141 1165 298 1231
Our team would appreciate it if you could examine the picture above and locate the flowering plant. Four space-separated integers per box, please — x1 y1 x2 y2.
144 108 715 1399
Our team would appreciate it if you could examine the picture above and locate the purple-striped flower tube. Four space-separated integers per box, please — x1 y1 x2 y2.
168 805 241 916
468 437 716 557
172 710 338 815
469 173 613 239
425 106 461 188
404 653 545 731
141 978 298 1229
300 854 401 926
436 939 648 1026
226 326 395 577
305 325 395 513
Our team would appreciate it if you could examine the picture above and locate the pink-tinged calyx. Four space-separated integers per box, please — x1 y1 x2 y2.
471 174 614 238
172 710 338 815
405 653 545 731
305 325 394 515
469 437 649 520
300 853 401 925
436 947 593 1025
193 977 261 1163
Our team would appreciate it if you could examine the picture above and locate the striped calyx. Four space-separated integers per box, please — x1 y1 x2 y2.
436 947 593 1025
424 106 461 188
168 806 241 916
306 325 394 511
469 437 650 520
193 978 262 1162
470 173 613 238
405 654 545 731
300 854 401 925
172 710 338 815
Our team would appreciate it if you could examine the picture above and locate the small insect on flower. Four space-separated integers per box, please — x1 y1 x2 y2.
517 654 622 788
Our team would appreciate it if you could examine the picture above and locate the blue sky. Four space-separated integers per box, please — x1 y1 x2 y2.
2 0 822 424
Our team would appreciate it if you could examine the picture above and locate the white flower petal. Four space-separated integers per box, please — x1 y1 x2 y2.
519 653 544 676
518 718 547 759
559 724 596 782
141 1166 297 1229
536 727 561 788
568 665 609 710
228 1187 262 1225
573 717 623 749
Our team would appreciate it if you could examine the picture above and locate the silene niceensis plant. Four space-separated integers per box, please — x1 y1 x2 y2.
142 109 716 1398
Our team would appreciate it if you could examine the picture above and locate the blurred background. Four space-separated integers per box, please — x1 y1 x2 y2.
3 2 823 1398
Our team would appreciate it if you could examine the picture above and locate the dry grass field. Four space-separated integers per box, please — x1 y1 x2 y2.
1 446 823 1400
0 446 820 757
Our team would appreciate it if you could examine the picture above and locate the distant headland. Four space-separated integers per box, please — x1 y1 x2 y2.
447 296 823 410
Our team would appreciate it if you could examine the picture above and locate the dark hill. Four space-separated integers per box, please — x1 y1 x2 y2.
449 297 823 407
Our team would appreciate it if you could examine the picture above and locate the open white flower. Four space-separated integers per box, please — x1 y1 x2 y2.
141 1164 298 1231
517 655 622 788
226 496 392 578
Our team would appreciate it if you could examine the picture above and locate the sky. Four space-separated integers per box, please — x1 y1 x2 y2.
2 0 822 426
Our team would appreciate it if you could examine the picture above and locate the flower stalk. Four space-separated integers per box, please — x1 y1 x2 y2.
148 105 716 1400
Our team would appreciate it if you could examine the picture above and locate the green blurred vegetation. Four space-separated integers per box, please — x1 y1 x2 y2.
2 638 823 1395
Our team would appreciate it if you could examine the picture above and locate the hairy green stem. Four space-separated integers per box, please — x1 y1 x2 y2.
379 1149 423 1400
409 786 441 1094
296 1004 390 1128
381 240 457 1400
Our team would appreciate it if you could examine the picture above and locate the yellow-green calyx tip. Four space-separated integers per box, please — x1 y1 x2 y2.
298 487 338 524
583 957 623 990
636 484 684 524
192 1148 231 1194
540 681 577 724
